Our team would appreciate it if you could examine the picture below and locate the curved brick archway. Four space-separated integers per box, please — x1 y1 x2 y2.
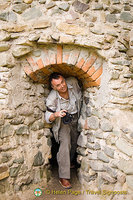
24 44 103 89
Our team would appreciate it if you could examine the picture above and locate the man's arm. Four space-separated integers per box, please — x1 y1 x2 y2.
45 90 67 123
49 110 67 122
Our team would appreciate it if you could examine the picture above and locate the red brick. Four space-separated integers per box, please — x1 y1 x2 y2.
82 55 97 72
43 49 50 66
24 65 38 81
76 58 85 69
26 57 39 72
83 77 101 88
68 49 80 65
36 58 51 74
91 66 103 81
57 45 62 64
86 66 95 77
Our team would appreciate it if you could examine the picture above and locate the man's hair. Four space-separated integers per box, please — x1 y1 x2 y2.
49 72 63 86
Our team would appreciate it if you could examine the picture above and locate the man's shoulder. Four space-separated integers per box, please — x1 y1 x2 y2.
66 76 78 85
47 89 57 99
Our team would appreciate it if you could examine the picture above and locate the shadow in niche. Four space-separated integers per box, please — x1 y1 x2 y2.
49 130 59 169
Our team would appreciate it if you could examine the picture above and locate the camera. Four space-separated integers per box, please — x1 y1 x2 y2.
62 112 73 124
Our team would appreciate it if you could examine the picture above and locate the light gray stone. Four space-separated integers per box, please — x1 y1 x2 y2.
97 151 110 163
39 0 46 4
1 152 12 163
111 71 120 80
77 147 88 156
120 12 133 23
13 157 24 164
10 117 24 125
73 0 89 14
126 175 133 190
22 7 42 21
100 120 113 132
33 151 44 166
46 2 55 9
31 121 44 131
0 12 8 21
77 133 88 147
15 126 29 135
10 165 21 177
12 3 29 14
116 138 133 157
12 46 32 58
89 160 105 171
87 135 94 143
58 3 70 11
0 124 14 138
86 107 92 117
112 0 120 3
101 172 117 183
87 116 99 130
118 159 133 175
105 166 117 178
104 146 114 158
117 171 126 184
0 44 10 52
106 14 117 23
93 4 103 10
81 157 90 172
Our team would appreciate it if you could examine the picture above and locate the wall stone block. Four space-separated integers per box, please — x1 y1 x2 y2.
0 124 14 139
116 138 133 157
33 151 44 166
72 0 89 14
120 12 133 23
101 172 117 183
89 160 106 171
104 146 114 158
126 175 133 190
100 119 113 132
0 0 132 196
12 3 29 14
97 151 110 163
0 165 9 180
10 165 21 177
118 159 133 175
81 157 90 172
87 116 99 130
15 125 29 135
22 7 42 21
12 46 32 58
77 132 88 147
58 3 70 11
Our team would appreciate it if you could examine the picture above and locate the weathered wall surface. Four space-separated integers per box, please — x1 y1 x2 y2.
0 0 133 199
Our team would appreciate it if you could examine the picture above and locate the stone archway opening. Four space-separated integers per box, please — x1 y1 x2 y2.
23 43 104 181
24 44 103 89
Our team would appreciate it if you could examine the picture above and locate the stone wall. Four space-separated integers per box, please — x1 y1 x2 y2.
0 0 133 199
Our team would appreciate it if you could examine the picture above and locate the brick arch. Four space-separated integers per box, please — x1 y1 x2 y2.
24 44 103 89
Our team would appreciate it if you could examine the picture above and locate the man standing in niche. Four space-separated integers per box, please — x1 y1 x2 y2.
45 72 82 189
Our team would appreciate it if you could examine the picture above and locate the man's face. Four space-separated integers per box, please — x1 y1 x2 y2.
51 76 68 93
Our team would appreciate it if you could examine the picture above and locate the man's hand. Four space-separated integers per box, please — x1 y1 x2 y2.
55 110 67 118
49 110 67 122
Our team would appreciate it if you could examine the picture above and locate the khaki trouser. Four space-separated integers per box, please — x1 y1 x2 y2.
57 113 79 179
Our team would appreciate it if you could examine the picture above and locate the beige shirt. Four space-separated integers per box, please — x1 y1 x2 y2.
58 84 77 114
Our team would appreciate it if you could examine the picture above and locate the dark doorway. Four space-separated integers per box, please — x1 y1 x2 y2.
49 130 59 168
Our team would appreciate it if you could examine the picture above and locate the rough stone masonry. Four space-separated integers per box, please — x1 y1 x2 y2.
0 0 133 199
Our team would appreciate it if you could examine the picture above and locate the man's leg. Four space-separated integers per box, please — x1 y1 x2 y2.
57 121 71 179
